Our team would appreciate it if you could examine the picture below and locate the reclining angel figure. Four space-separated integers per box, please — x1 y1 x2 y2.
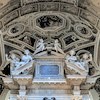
65 50 92 74
6 49 33 74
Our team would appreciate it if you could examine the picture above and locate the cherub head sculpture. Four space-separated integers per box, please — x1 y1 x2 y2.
69 50 75 56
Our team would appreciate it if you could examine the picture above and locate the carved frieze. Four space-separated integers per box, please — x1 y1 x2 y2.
39 2 59 11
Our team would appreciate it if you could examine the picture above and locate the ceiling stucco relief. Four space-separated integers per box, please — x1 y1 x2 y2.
91 0 100 8
0 0 10 9
0 0 99 69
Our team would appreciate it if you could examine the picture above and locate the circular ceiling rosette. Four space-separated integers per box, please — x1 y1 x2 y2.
74 23 93 39
7 23 25 37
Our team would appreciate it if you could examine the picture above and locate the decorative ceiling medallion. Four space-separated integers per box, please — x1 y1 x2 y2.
74 23 93 39
36 15 63 29
7 23 25 36
33 14 69 36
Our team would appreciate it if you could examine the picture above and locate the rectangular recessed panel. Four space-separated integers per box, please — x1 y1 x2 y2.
60 3 79 15
0 0 21 18
2 10 19 25
20 4 38 15
40 2 59 11
80 9 98 25
40 65 59 76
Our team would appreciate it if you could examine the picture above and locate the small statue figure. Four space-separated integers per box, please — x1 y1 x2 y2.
80 27 88 34
14 49 33 70
6 53 21 70
34 39 45 54
79 53 92 71
54 39 65 55
21 49 32 63
23 36 31 45
65 50 77 63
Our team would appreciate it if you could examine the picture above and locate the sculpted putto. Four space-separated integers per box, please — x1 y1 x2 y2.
14 49 33 70
65 50 77 63
6 53 20 70
33 39 65 55
34 39 45 54
80 53 92 69
54 39 65 55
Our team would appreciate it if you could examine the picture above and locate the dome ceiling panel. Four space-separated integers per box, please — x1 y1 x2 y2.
32 13 69 36
60 3 79 15
39 2 59 11
1 10 19 25
0 0 99 27
0 0 21 19
80 9 98 25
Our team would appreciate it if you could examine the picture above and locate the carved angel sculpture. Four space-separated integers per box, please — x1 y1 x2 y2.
23 36 31 45
6 49 33 75
14 49 33 70
34 39 45 54
54 39 65 55
65 50 77 63
6 53 21 70
79 53 92 71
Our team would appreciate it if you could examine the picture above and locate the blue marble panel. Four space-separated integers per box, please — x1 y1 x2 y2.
40 65 59 76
